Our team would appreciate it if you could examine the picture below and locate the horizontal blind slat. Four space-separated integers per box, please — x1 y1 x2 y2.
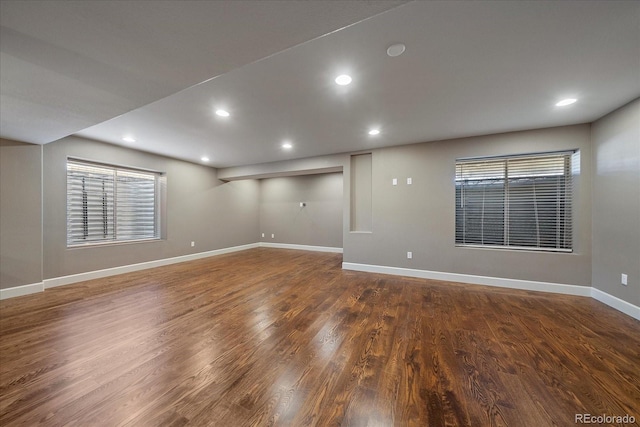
456 152 573 251
67 160 160 245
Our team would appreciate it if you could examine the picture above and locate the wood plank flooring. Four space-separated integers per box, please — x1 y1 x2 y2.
1 248 639 426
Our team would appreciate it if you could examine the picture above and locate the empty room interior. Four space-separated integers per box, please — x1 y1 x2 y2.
1 1 639 426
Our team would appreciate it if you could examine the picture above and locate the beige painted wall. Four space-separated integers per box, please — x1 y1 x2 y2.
343 124 593 286
4 116 632 300
259 173 343 248
591 98 640 306
42 136 259 279
350 154 372 232
0 139 42 289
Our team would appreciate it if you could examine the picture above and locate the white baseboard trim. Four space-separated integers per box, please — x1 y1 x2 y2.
0 282 44 300
43 243 259 289
342 262 592 296
1 243 338 300
591 288 640 320
3 249 637 321
259 242 343 253
342 262 640 319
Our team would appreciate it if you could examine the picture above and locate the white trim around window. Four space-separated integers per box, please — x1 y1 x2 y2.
455 150 577 252
66 159 163 247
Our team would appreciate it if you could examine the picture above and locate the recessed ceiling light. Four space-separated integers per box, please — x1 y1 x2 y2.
215 109 230 117
335 74 352 86
201 156 210 162
556 98 577 107
387 43 406 57
368 129 380 136
122 136 136 143
282 142 293 150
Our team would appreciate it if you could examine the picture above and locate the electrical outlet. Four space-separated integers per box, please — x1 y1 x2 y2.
407 251 412 259
621 273 628 286
271 234 275 239
392 178 398 186
261 233 265 238
191 241 195 247
407 177 412 185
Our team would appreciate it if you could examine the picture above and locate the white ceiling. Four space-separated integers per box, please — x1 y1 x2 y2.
2 1 639 168
0 0 405 144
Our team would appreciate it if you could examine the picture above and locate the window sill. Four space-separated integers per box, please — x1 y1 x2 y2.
455 244 573 254
67 238 162 249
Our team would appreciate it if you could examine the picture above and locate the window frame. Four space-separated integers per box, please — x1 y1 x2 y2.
455 150 576 253
66 158 164 248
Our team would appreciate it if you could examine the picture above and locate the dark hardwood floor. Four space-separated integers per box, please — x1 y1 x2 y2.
1 248 638 426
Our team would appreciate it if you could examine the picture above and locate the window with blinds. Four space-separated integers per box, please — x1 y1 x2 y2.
67 160 161 246
455 151 575 252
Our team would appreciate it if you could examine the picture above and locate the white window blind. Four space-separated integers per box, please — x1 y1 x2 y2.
67 160 160 246
455 151 574 252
